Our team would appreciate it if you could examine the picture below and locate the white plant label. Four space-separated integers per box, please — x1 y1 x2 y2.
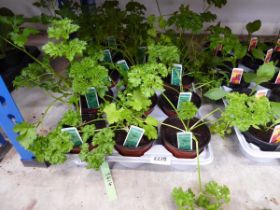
264 48 273 63
255 89 268 98
269 125 280 144
230 68 244 85
248 37 258 52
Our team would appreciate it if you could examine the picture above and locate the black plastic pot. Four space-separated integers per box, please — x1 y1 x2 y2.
241 53 263 71
160 117 211 158
158 86 201 117
243 127 280 151
80 89 114 122
269 87 280 102
271 51 280 67
163 74 194 91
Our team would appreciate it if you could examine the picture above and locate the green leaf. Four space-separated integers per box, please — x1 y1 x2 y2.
172 187 196 210
270 101 280 118
243 72 257 83
204 88 228 100
81 124 96 142
14 122 37 148
206 0 227 8
246 19 261 34
178 102 198 120
252 48 265 60
255 62 275 84
145 116 158 126
103 103 123 124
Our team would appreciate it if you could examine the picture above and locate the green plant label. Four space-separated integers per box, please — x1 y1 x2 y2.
248 37 258 52
171 64 183 86
177 92 192 109
137 46 147 64
107 36 117 48
255 89 268 98
177 131 193 151
61 127 83 147
230 68 243 85
123 126 145 148
103 49 112 63
274 39 280 52
275 71 280 84
116 60 129 71
269 125 280 144
100 161 118 201
264 48 273 63
85 87 100 109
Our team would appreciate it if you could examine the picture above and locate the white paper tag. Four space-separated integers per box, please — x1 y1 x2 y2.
150 156 171 165
255 89 268 98
264 48 273 63
269 125 280 144
248 37 258 52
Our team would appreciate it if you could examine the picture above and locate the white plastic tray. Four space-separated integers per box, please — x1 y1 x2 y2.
68 92 214 170
222 86 280 162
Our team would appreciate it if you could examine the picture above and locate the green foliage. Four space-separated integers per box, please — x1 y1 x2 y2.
148 44 180 65
10 28 39 47
29 129 74 164
58 110 81 127
42 19 87 61
14 122 37 148
14 122 74 164
204 87 228 101
69 56 110 96
246 19 261 35
103 103 123 124
206 0 227 8
79 128 115 170
208 25 246 62
172 181 230 210
244 62 275 84
128 63 168 97
178 102 198 121
81 124 96 142
213 93 275 136
47 18 79 40
168 5 216 33
251 48 265 60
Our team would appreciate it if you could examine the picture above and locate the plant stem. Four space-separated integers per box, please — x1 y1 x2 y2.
155 0 162 16
193 135 202 192
190 107 222 131
159 122 185 132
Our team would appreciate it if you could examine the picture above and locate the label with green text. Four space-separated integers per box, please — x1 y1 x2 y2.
61 127 83 147
177 92 192 109
100 161 118 201
137 46 147 64
116 60 129 71
177 131 193 151
107 36 117 48
103 49 113 63
171 64 182 86
123 126 145 148
85 87 100 109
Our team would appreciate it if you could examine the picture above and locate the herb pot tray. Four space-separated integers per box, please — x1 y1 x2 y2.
222 86 280 162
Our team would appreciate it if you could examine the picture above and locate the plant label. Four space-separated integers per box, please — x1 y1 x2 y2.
264 48 273 63
103 49 112 63
230 68 244 85
61 127 83 147
116 60 129 71
123 126 145 148
177 131 193 151
248 37 258 52
177 92 192 109
275 71 280 84
150 156 171 165
100 161 118 201
269 125 280 144
137 46 147 64
274 39 280 52
107 36 117 48
171 64 183 86
255 89 268 98
85 87 100 109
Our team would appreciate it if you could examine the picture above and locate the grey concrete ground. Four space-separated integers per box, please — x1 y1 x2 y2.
0 87 280 210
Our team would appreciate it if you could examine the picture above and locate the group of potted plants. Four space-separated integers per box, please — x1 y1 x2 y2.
1 0 280 209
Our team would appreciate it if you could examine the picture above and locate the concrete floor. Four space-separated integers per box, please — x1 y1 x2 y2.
0 87 280 210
